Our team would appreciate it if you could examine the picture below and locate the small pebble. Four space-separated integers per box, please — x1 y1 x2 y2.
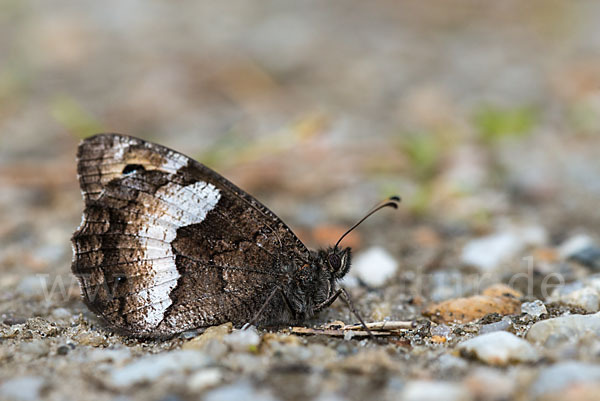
56 345 70 355
182 322 232 350
223 327 261 352
526 312 600 345
548 275 600 313
461 226 546 271
16 276 48 297
457 331 539 366
20 340 50 357
179 329 202 340
350 246 398 287
107 350 211 388
203 380 279 401
558 234 595 259
430 324 452 338
569 246 600 270
478 316 512 334
203 339 229 360
75 332 108 347
463 367 516 400
3 316 26 326
437 354 469 374
521 300 547 317
423 284 521 324
531 361 600 397
222 353 264 374
187 368 224 392
50 308 72 321
0 376 45 401
401 380 472 401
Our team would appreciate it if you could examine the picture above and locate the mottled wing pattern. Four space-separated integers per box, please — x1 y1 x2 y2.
71 133 309 337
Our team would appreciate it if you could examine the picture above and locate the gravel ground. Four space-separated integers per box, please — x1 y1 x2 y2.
1 1 600 401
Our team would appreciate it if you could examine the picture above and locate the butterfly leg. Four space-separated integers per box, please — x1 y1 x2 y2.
316 287 374 338
244 286 297 329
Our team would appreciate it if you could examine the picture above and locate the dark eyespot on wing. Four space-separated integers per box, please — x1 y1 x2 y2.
122 164 146 175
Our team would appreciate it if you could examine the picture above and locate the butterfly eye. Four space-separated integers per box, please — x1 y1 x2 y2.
122 164 145 175
328 254 341 270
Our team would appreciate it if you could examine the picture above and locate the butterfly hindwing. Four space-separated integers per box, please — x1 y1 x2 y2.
72 133 309 337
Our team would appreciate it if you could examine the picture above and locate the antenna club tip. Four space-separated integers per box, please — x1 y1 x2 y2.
390 195 402 202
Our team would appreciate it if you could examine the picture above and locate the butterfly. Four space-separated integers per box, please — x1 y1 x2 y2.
71 133 399 338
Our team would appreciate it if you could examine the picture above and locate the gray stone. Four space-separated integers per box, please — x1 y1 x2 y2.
457 331 539 365
521 300 547 317
16 276 47 297
526 312 600 345
20 340 50 357
558 234 596 259
548 275 600 312
107 350 211 388
437 354 469 374
461 225 546 271
0 376 45 401
531 361 600 396
570 246 600 270
479 317 512 334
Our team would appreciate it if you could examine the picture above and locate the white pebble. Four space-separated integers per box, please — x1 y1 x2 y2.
188 368 224 392
107 350 211 388
20 340 50 357
548 275 600 313
526 312 600 345
51 308 72 320
402 380 472 401
520 300 547 317
461 226 546 271
457 331 539 365
478 317 512 335
223 327 261 352
350 246 398 287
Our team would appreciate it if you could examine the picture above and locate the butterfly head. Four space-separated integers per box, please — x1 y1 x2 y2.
325 246 352 279
321 196 401 281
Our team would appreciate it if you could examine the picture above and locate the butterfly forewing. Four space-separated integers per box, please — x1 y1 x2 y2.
72 134 310 337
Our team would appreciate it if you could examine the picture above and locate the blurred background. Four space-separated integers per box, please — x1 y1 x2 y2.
2 0 600 286
1 1 600 400
2 0 600 265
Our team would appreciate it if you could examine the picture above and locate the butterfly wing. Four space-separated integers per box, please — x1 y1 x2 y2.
72 133 309 337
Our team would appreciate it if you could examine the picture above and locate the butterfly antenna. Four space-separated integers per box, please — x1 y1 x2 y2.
334 196 401 249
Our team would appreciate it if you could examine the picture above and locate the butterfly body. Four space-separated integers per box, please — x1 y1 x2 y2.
71 133 354 338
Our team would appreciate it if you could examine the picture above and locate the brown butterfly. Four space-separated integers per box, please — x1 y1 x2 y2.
72 133 399 338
